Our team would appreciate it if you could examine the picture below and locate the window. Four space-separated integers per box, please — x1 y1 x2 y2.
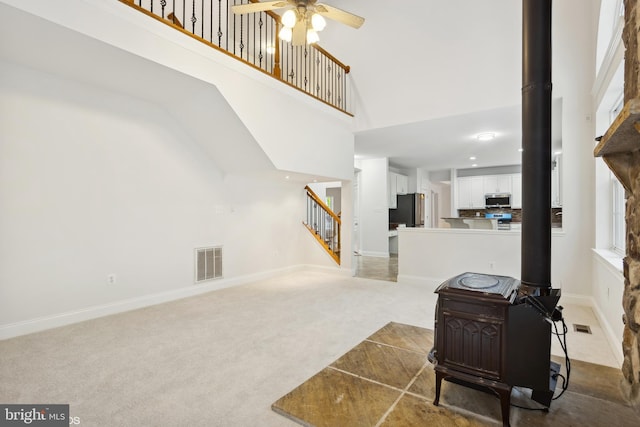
610 94 626 255
612 176 626 255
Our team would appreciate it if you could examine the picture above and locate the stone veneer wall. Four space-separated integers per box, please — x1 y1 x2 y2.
597 0 640 412
622 151 640 409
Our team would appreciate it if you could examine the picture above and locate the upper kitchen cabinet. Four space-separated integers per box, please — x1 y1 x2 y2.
484 175 512 194
457 173 523 210
388 171 409 208
457 176 485 209
511 173 522 208
396 174 409 195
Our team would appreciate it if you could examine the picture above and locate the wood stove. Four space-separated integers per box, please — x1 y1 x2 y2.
429 272 561 427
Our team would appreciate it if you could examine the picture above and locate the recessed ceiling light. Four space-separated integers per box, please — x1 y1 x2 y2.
518 148 524 152
285 175 290 180
472 164 478 167
469 156 476 160
476 132 496 141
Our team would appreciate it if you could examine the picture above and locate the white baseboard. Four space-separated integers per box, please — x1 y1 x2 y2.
359 251 389 258
0 265 309 341
589 297 625 366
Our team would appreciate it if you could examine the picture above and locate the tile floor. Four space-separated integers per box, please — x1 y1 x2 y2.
355 254 398 282
272 322 639 426
356 255 620 369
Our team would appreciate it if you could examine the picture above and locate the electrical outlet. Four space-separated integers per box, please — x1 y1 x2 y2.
107 274 117 285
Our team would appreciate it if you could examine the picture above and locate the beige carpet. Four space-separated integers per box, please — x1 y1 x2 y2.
272 322 640 427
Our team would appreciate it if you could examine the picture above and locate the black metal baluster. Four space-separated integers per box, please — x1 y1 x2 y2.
258 13 264 69
240 13 244 59
182 0 185 31
161 0 166 18
150 0 153 13
191 0 196 34
217 0 222 47
232 1 237 54
315 51 320 97
201 0 204 38
288 44 294 82
225 0 229 50
298 46 302 88
328 61 332 104
304 46 308 93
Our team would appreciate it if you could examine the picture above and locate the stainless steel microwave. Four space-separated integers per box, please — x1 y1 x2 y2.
485 193 511 208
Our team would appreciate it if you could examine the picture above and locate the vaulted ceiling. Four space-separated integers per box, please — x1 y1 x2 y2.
317 0 593 171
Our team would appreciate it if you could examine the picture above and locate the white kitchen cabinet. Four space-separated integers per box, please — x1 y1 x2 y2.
388 172 397 208
484 175 512 194
457 176 484 209
388 172 409 208
511 173 522 208
396 174 409 195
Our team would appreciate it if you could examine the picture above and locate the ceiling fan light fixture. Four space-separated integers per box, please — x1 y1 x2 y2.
311 13 326 31
307 28 320 44
279 26 293 42
282 9 297 28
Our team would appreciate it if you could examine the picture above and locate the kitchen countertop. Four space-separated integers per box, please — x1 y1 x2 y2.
441 217 498 230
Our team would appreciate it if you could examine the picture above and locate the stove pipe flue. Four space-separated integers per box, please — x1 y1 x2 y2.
521 0 553 295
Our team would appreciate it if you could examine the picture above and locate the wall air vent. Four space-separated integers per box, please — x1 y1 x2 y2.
195 246 222 283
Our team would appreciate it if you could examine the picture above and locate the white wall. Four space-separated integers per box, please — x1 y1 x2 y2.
547 0 598 296
592 251 625 364
0 61 337 337
397 228 565 286
357 158 389 257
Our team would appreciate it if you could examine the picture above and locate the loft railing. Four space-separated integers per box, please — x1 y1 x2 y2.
304 186 341 264
119 0 352 114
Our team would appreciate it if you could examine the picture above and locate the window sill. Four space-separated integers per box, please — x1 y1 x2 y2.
592 248 624 275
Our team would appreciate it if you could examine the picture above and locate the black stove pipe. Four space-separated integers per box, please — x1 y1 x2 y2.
520 0 553 295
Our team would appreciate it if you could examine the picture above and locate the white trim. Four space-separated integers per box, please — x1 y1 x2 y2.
553 291 624 366
592 17 624 107
360 251 390 258
591 297 625 366
592 248 624 275
0 264 345 340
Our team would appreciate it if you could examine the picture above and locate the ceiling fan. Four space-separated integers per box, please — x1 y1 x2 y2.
231 1 365 46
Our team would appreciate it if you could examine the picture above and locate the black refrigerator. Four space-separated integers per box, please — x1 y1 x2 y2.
389 193 425 227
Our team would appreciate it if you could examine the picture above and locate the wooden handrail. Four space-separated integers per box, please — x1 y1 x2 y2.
305 185 341 223
313 44 350 74
118 0 352 115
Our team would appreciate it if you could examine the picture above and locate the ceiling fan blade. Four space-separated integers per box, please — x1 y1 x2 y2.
231 1 289 15
291 20 306 46
315 4 365 29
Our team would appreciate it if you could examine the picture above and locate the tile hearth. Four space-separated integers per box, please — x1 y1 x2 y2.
272 322 639 426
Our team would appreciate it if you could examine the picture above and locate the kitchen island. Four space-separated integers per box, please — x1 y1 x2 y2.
441 217 498 229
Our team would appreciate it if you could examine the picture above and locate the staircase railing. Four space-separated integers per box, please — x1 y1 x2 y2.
119 0 352 114
304 186 341 264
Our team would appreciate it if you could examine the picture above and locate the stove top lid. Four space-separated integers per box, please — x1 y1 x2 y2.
435 272 520 301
